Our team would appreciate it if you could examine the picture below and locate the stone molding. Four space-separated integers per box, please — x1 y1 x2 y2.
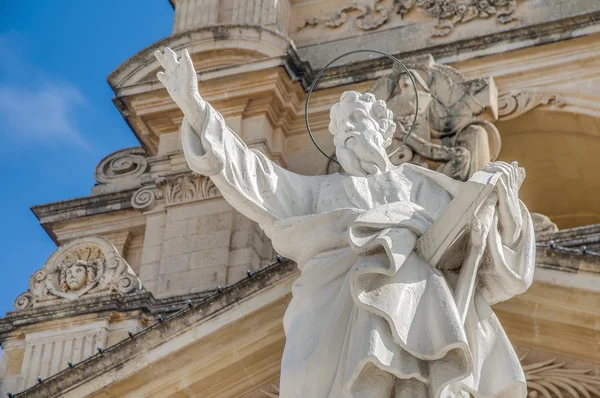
92 147 149 195
14 237 143 311
498 91 566 121
131 173 221 211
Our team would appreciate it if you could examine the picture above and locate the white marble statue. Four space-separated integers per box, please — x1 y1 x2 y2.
155 48 535 398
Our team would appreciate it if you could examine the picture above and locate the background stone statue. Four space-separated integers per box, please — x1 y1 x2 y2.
156 47 535 398
328 55 501 181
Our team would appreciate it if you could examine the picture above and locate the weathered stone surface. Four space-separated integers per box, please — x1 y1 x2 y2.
14 237 143 311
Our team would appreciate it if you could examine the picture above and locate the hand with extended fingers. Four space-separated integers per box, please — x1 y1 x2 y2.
483 161 526 245
154 47 204 116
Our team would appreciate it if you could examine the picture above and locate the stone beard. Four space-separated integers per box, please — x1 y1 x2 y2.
156 48 535 398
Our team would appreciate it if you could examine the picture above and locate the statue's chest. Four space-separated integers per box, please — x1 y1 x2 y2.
315 168 414 213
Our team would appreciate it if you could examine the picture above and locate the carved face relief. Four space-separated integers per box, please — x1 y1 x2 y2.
14 237 142 310
65 263 87 291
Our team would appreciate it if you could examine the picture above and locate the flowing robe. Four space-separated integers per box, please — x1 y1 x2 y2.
180 104 535 398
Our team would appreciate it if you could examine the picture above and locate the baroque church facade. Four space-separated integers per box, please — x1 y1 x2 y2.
1 0 600 396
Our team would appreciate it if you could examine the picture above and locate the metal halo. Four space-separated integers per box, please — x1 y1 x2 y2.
305 49 419 165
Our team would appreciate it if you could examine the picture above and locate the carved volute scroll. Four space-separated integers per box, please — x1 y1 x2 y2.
92 147 149 195
14 237 143 310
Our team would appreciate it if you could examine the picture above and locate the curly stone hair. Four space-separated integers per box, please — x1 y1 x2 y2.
329 91 396 148
59 259 100 292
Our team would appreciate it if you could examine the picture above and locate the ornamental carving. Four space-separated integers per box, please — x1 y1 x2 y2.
156 174 219 204
298 0 389 31
394 0 521 37
498 91 565 121
92 147 149 195
14 237 142 310
131 173 221 210
521 353 600 398
298 0 522 37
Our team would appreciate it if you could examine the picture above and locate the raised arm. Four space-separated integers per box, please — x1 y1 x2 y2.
154 48 321 228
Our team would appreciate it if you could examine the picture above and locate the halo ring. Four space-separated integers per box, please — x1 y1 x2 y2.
305 49 419 164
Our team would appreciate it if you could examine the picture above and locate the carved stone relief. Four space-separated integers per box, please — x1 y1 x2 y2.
298 0 523 37
298 0 389 31
14 237 143 310
498 91 566 121
92 147 149 195
394 0 521 37
131 173 221 211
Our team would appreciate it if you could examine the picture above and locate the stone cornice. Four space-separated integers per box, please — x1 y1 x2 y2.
31 190 137 226
536 246 600 275
0 288 213 338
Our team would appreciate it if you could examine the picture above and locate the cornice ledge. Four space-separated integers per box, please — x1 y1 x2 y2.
0 288 217 338
536 246 600 275
30 189 137 225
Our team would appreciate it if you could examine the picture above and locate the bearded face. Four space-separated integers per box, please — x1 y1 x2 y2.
330 93 393 177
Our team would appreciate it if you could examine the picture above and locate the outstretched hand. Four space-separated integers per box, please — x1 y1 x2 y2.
154 47 203 115
483 161 526 246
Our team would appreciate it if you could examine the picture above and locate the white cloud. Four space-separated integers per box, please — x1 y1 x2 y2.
0 31 91 150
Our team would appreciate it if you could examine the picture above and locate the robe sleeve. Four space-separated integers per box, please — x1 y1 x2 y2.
478 200 536 305
180 103 321 229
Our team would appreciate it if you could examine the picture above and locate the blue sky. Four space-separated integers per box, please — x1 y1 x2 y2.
0 1 174 317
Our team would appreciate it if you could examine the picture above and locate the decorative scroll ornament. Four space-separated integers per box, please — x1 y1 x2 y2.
498 91 566 121
394 0 521 37
521 353 600 398
93 147 149 194
14 237 142 310
298 0 389 31
131 173 221 210
131 186 157 210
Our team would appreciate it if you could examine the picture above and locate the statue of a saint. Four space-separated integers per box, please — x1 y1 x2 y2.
155 48 535 398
